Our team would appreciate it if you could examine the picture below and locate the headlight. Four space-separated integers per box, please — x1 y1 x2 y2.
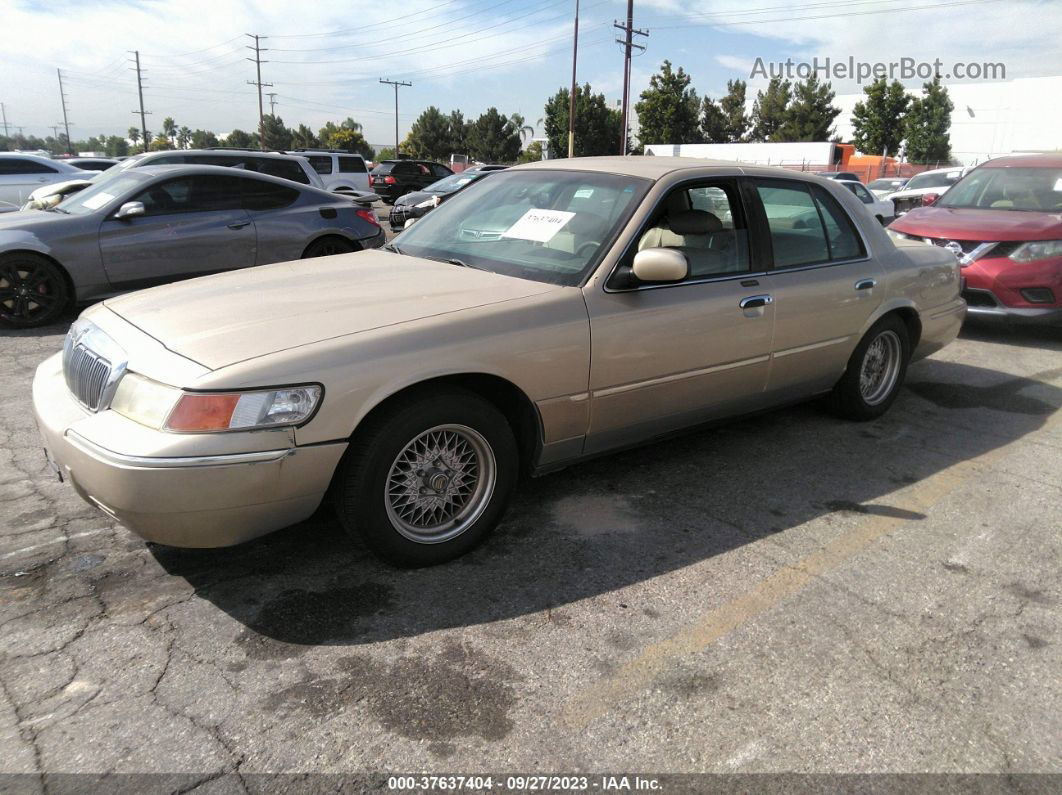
1008 240 1062 263
111 373 322 432
886 228 922 244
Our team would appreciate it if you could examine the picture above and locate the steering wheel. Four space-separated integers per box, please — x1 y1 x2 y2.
576 241 601 258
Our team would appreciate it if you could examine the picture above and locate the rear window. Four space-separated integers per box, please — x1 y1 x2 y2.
0 158 58 175
907 170 964 190
371 162 397 174
338 156 366 173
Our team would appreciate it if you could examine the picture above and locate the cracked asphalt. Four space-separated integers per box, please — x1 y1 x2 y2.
1 307 1060 787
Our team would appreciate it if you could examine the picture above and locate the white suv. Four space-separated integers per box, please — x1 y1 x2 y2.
290 149 371 194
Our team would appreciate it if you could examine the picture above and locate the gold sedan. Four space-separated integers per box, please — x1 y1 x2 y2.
33 157 965 565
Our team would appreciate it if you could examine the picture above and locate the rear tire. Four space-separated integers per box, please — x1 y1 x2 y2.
0 253 70 329
303 236 356 258
333 389 518 567
826 315 911 421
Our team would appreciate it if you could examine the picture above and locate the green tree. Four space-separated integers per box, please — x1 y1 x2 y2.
516 140 544 163
291 124 318 149
104 135 129 157
405 106 454 160
127 126 141 152
775 75 840 141
750 78 791 141
161 117 177 145
176 125 192 150
148 133 174 151
719 79 749 142
261 115 292 150
448 110 470 153
634 60 702 147
510 112 533 144
700 96 728 143
850 78 910 156
190 129 219 149
225 129 254 149
543 83 623 158
375 147 397 162
466 107 522 163
905 76 953 163
323 126 373 158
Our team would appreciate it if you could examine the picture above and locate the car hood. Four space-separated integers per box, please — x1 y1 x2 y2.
891 206 1062 242
395 190 433 207
102 249 560 370
0 209 79 234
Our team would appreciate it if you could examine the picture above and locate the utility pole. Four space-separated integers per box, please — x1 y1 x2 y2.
567 0 580 158
246 34 273 150
267 92 278 116
379 79 412 155
50 125 60 141
0 103 8 137
56 69 73 155
614 1 647 155
129 51 151 152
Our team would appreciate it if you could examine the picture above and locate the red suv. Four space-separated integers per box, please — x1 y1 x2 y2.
887 154 1062 325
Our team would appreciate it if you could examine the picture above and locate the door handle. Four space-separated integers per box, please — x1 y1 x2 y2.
740 294 773 310
854 278 877 291
227 221 251 230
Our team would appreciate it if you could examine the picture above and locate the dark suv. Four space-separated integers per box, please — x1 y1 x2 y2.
370 159 453 203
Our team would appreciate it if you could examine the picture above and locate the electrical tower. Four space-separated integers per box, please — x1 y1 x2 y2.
246 34 273 150
56 69 73 154
379 79 412 155
614 1 648 156
130 51 151 152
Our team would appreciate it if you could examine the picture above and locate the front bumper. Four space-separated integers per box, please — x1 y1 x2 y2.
961 254 1062 326
388 203 426 230
33 353 347 547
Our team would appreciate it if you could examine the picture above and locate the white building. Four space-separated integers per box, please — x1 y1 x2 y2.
833 75 1062 166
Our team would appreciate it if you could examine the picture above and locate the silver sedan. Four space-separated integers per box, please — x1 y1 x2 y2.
0 164 385 327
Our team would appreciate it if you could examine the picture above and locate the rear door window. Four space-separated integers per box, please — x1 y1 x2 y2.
307 155 333 174
0 158 58 175
338 156 366 173
753 180 830 268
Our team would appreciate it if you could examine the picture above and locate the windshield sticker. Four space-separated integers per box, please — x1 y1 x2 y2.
1054 178 1062 192
80 192 114 210
573 188 594 198
501 209 576 242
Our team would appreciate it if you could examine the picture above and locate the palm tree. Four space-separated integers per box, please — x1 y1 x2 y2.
176 126 192 150
127 126 140 152
340 117 363 132
162 117 177 145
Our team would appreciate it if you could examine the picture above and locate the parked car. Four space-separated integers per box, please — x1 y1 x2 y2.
0 154 94 213
0 164 384 328
867 177 909 198
370 159 454 204
836 179 894 224
388 167 505 231
887 166 969 216
64 157 120 172
32 157 963 566
290 149 371 194
815 171 861 182
887 153 1062 324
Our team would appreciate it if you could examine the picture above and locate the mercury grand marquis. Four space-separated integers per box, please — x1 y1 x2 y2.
33 157 965 566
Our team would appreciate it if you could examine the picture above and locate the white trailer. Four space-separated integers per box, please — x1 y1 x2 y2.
644 141 843 168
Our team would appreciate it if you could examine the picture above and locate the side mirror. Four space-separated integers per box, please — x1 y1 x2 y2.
921 193 940 207
115 201 145 220
632 248 688 283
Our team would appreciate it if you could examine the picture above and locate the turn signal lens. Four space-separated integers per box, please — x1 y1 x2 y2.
164 386 322 432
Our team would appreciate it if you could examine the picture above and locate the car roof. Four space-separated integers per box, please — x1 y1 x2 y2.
979 153 1062 168
130 163 309 183
143 149 308 162
511 155 846 183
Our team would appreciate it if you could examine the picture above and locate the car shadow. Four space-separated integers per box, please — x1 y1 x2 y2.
959 318 1062 350
150 356 1062 656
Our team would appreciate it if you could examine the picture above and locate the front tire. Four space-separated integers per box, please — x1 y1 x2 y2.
333 389 518 566
0 253 70 328
826 315 911 420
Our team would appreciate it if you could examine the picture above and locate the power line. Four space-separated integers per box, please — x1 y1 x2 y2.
246 34 273 149
379 79 412 154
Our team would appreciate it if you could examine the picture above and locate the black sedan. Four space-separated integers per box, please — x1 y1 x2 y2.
388 167 505 231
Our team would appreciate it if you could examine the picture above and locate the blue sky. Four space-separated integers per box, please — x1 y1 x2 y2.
2 0 1060 147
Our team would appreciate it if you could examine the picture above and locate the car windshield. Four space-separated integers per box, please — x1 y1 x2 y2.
936 166 1062 212
425 173 481 194
906 170 963 190
393 169 650 286
55 172 145 215
869 179 904 190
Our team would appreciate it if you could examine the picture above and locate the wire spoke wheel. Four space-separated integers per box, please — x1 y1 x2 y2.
384 423 497 544
859 329 902 406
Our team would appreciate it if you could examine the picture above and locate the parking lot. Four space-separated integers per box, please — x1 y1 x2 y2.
1 257 1060 785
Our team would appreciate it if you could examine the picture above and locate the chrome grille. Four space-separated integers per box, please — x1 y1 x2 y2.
64 344 112 411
